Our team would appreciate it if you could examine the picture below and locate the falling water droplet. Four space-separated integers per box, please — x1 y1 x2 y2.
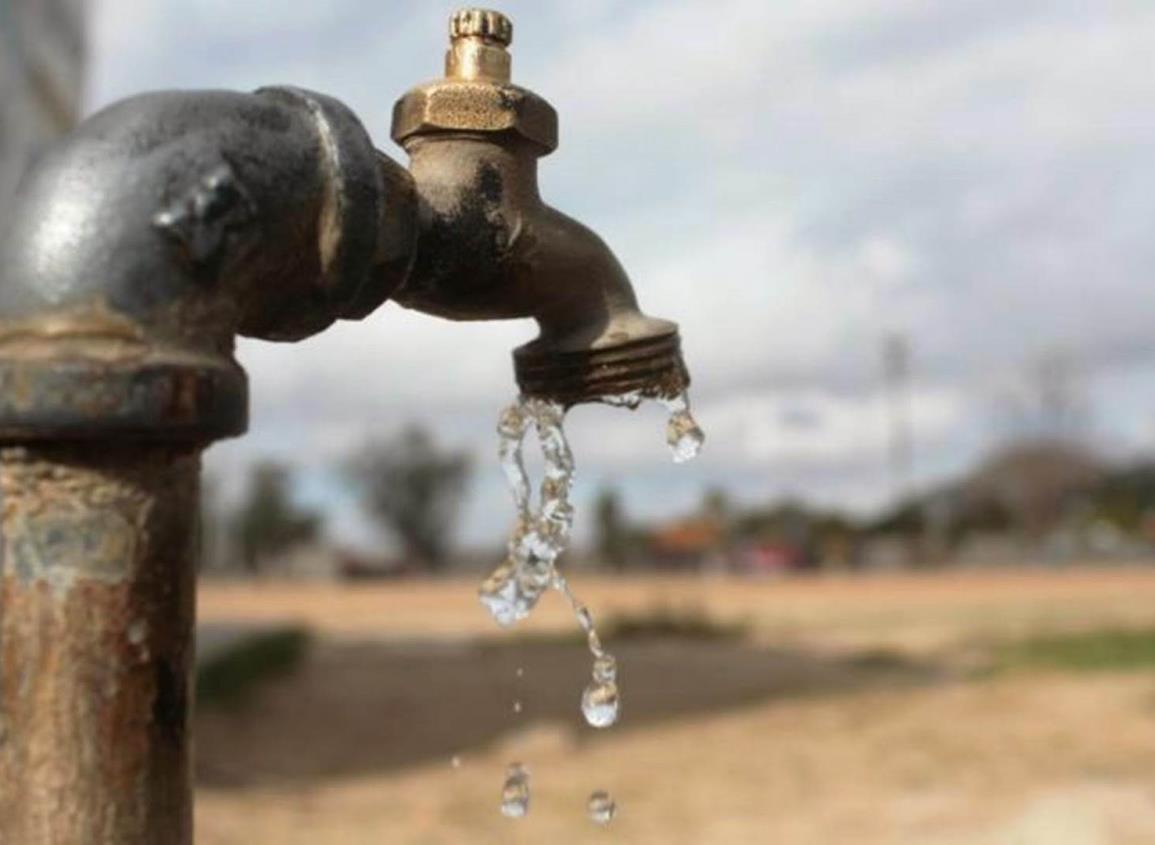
478 558 522 627
501 762 531 818
660 392 705 464
516 667 525 678
581 680 620 728
587 790 617 825
513 699 523 715
451 755 462 769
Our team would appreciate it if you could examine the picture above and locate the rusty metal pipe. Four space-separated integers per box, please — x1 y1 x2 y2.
0 445 199 842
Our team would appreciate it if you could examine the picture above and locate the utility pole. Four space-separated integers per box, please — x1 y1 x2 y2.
882 332 914 504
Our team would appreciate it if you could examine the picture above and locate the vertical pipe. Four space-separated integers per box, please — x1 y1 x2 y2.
0 444 199 844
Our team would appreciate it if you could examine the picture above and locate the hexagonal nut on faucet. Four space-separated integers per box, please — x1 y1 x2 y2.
391 80 558 155
392 8 557 154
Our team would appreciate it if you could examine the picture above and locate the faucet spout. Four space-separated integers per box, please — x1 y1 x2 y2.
390 8 690 407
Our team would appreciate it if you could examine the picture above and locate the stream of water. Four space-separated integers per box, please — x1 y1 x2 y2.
479 390 704 822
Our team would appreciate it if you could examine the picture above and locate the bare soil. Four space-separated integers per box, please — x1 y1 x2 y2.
195 568 1155 843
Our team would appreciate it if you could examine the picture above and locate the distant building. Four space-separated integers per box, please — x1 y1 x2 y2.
648 517 726 570
0 0 86 203
732 543 800 577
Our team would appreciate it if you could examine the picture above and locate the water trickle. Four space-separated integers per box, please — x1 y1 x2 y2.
587 790 617 825
501 762 531 819
479 398 576 628
481 389 703 817
481 390 703 633
592 654 617 684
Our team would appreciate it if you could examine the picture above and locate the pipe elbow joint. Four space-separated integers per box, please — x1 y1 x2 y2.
0 86 416 443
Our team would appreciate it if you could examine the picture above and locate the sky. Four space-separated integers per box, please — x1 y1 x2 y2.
84 0 1155 550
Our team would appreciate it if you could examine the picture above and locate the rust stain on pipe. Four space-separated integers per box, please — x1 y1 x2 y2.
0 445 198 844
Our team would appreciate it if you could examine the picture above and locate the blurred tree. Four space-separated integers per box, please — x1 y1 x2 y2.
345 426 472 571
594 487 629 571
1092 463 1155 534
232 462 322 574
965 437 1101 540
869 496 926 536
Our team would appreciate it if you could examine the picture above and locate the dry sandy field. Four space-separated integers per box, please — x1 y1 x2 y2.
194 568 1155 844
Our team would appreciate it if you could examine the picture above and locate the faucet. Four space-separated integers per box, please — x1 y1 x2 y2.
391 8 690 406
0 9 690 843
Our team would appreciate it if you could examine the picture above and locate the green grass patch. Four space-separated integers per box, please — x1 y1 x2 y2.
996 627 1155 673
197 627 311 709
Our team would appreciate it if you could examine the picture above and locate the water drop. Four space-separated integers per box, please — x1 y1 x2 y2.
513 699 523 714
451 755 462 769
581 680 620 728
660 392 705 463
587 790 617 825
516 667 525 678
478 558 523 628
501 762 531 818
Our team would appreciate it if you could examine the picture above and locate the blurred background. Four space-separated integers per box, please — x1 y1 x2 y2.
6 1 1155 842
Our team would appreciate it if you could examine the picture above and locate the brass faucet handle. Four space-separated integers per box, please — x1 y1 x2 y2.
445 8 514 82
450 8 513 46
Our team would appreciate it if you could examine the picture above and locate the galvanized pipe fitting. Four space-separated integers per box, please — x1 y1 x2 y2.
0 86 415 444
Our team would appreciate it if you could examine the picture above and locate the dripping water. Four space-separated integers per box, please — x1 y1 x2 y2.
587 790 617 825
500 762 531 818
480 390 704 820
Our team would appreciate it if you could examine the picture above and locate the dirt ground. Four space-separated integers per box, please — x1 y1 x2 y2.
195 568 1155 843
